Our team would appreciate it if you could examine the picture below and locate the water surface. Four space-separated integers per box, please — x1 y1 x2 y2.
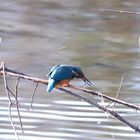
0 0 140 140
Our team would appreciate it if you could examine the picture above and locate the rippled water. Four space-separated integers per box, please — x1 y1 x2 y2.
0 0 140 140
0 97 140 140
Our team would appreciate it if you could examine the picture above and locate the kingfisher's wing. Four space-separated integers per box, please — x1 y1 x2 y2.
49 65 74 81
47 78 56 92
47 65 74 92
47 64 60 77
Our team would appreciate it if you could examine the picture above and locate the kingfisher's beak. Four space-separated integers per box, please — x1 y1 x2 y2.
81 77 93 86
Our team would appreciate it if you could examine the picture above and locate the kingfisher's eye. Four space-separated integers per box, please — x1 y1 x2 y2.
74 72 80 77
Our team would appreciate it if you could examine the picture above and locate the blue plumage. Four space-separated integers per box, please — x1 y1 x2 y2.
47 64 92 92
47 78 56 92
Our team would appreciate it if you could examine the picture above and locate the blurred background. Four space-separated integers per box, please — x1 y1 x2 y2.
0 0 140 140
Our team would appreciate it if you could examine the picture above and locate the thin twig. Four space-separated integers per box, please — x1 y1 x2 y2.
107 75 125 109
99 9 140 15
15 77 20 98
9 103 19 140
139 36 140 57
15 77 24 134
100 94 109 118
8 87 17 99
1 62 19 140
113 75 124 109
0 37 2 44
30 82 39 110
2 62 12 103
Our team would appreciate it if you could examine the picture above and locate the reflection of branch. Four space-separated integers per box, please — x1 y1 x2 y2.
0 63 140 133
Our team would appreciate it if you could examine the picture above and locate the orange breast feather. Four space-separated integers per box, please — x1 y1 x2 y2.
55 79 70 87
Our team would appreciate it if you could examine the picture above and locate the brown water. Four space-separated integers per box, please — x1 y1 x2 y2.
0 0 140 140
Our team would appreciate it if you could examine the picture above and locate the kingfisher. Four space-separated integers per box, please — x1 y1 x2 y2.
47 64 92 92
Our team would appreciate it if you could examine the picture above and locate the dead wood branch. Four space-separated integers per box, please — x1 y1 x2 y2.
69 85 140 111
99 9 140 15
0 64 140 133
30 83 39 110
0 66 140 110
58 87 140 133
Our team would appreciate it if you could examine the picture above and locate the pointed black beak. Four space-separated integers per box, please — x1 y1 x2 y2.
81 76 93 86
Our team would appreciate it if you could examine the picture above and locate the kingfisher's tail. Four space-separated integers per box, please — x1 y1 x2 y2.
47 78 56 92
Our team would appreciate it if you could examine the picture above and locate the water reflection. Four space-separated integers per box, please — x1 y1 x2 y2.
0 97 140 140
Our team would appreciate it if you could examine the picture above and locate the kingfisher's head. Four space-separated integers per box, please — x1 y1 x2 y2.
71 66 92 86
71 66 84 78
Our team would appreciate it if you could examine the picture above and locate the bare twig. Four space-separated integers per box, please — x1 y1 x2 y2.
99 9 140 15
1 62 19 140
0 38 2 46
8 87 17 99
30 82 39 110
139 36 140 57
2 62 12 103
15 77 20 98
9 103 19 140
113 75 124 109
116 75 124 99
100 94 109 118
15 77 24 134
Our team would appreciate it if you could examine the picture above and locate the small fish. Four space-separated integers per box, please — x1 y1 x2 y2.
47 64 92 92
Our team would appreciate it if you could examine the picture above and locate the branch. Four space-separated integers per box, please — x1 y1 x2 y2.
0 64 140 133
30 82 39 110
69 85 140 111
0 66 48 84
58 87 140 133
1 66 140 110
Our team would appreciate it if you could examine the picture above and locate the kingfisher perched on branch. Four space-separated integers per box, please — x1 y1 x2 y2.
47 64 92 92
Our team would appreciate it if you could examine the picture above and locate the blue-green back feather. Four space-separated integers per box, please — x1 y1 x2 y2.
48 65 75 81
